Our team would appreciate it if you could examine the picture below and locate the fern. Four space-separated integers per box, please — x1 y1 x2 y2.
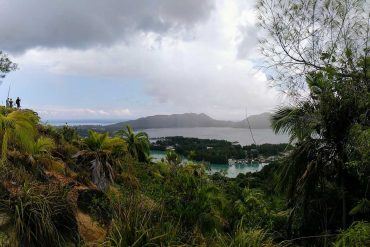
349 199 370 215
334 221 370 247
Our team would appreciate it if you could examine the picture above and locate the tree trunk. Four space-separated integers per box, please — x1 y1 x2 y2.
340 169 346 228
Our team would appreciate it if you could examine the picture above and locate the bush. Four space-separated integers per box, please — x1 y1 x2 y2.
77 189 113 226
0 183 78 246
334 221 370 247
105 194 182 246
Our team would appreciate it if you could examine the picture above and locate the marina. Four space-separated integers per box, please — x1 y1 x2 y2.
151 150 270 178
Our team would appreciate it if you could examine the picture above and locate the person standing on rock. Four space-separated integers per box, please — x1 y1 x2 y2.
9 98 13 108
16 97 21 109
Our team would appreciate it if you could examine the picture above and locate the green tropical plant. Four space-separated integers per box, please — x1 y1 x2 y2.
75 130 126 191
271 102 319 143
349 199 370 216
0 109 39 167
334 221 370 247
31 136 55 155
105 193 182 246
165 150 182 165
231 228 275 247
216 219 277 247
0 183 78 246
271 66 369 234
117 125 150 162
24 136 56 169
59 124 79 143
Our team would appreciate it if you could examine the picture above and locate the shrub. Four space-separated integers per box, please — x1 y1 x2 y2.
77 189 113 226
0 183 78 246
334 221 370 247
105 194 182 246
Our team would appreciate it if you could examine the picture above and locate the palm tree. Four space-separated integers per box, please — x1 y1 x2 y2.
117 126 150 162
0 108 39 167
165 150 181 166
31 136 55 155
74 130 126 191
25 136 56 168
271 101 320 143
272 95 346 234
271 70 368 233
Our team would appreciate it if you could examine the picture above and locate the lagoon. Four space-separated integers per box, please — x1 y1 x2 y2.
151 150 267 178
143 127 289 146
147 128 286 177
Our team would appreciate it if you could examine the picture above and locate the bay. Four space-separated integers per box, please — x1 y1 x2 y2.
151 150 268 178
142 127 289 146
147 128 288 177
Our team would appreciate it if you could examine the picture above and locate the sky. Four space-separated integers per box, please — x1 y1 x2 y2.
0 0 284 121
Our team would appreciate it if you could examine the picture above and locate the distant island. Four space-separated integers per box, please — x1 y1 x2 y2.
74 112 273 135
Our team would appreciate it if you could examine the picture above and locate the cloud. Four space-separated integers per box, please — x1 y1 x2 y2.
236 25 259 59
0 0 215 52
6 0 284 120
37 107 131 119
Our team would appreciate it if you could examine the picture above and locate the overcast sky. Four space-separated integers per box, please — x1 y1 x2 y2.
0 0 284 121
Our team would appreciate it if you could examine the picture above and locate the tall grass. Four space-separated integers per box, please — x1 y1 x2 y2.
0 183 79 246
105 193 183 246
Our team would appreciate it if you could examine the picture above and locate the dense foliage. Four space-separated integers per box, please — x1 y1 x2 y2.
258 0 370 244
152 136 245 163
0 107 289 246
0 106 367 246
0 105 363 246
152 136 289 164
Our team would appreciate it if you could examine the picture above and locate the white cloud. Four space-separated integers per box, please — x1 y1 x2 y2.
10 0 283 120
37 107 131 119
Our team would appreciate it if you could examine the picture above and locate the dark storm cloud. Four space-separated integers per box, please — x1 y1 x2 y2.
0 0 215 52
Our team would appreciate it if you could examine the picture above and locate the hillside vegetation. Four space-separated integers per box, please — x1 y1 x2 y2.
0 105 367 246
0 107 289 246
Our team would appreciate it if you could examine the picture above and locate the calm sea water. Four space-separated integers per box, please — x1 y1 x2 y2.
207 163 268 178
151 150 268 178
148 128 287 177
143 127 289 146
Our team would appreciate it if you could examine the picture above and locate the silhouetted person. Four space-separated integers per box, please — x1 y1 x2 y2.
5 98 9 107
9 98 13 108
16 97 21 108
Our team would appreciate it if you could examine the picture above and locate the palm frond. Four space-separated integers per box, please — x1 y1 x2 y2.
84 130 109 151
32 137 55 155
118 125 150 162
271 103 319 143
0 110 39 166
349 199 370 215
334 221 370 246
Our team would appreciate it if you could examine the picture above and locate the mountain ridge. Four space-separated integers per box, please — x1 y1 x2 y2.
99 112 273 131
